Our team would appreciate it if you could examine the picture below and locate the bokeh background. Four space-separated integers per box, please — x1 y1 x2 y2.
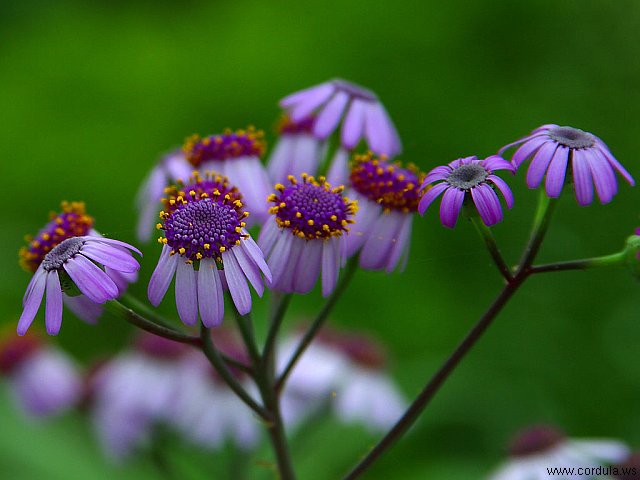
2 0 640 478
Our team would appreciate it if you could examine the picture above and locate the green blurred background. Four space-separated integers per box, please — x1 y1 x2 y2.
2 0 640 478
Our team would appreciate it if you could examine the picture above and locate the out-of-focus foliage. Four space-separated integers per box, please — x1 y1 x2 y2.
2 0 640 478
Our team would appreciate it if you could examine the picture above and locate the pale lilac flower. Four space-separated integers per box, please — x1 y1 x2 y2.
148 174 271 326
499 124 635 205
135 149 192 242
19 235 141 336
419 156 515 228
488 425 630 480
0 334 81 417
89 334 190 462
259 174 356 296
19 202 139 325
183 127 272 224
344 153 424 272
267 115 326 183
280 79 402 157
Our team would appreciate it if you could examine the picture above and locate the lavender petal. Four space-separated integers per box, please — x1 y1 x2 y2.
471 184 503 226
64 255 119 303
525 141 557 188
45 269 63 335
321 238 341 297
175 260 198 326
222 250 252 315
341 99 367 149
487 175 514 209
544 145 570 198
571 149 595 205
148 245 178 307
313 91 349 139
197 258 224 328
417 182 448 216
18 269 47 335
439 187 465 228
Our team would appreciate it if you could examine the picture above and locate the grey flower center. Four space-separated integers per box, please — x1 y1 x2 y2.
548 126 595 149
42 237 85 271
332 78 377 102
446 163 489 190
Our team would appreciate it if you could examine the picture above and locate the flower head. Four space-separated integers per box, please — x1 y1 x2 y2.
488 424 630 480
182 127 271 223
499 124 635 205
259 174 357 295
344 153 424 272
149 173 271 327
418 156 514 228
267 114 325 183
280 78 402 156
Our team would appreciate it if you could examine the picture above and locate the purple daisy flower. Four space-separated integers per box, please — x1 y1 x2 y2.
148 173 271 327
19 235 141 336
418 156 515 228
0 333 81 417
344 153 424 272
267 115 326 183
135 149 192 242
499 124 635 205
182 126 272 224
19 202 140 327
259 174 357 296
280 79 402 157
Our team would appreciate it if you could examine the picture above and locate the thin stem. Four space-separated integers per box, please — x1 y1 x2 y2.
262 394 297 480
199 324 271 420
344 193 559 479
119 292 178 329
276 256 359 393
263 293 292 368
105 300 200 346
470 216 512 281
232 309 262 367
530 251 626 274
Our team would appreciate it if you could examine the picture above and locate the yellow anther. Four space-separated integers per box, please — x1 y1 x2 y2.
295 212 302 218
219 246 226 253
195 253 203 260
204 243 210 250
307 219 314 226
178 247 186 255
330 215 338 221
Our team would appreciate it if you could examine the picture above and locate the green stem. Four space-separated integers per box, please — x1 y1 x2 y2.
199 324 270 420
232 309 262 367
276 255 358 393
516 193 558 273
470 216 512 281
263 293 293 373
530 251 626 274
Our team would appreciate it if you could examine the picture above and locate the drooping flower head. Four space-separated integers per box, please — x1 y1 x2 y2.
0 329 82 417
19 202 141 335
418 156 515 228
182 127 271 223
259 174 357 296
499 124 635 205
280 79 402 156
488 424 630 480
149 173 271 327
267 114 326 183
345 153 424 272
135 149 192 242
19 201 94 273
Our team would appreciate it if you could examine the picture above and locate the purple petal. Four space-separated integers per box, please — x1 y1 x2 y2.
418 182 448 215
293 135 323 178
596 145 635 186
106 268 137 296
258 218 281 258
290 84 336 123
278 235 305 292
586 149 617 204
487 175 514 209
345 193 381 256
80 244 140 273
135 166 167 243
471 184 503 226
385 215 412 273
525 142 557 188
511 136 549 169
267 136 295 183
45 270 63 335
23 265 45 307
313 91 349 139
148 245 178 307
18 269 47 335
240 232 271 282
175 260 198 326
321 238 341 297
364 103 402 156
360 211 404 271
341 99 367 149
421 167 451 187
197 258 224 328
222 250 252 315
571 149 595 205
64 255 119 303
63 295 102 324
232 247 264 297
439 187 465 228
281 82 333 109
482 155 514 173
224 157 271 224
266 231 294 288
86 237 142 256
326 148 350 187
292 239 322 294
497 133 545 155
544 146 570 198
532 124 558 133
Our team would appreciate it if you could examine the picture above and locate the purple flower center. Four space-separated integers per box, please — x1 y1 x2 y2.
508 425 565 458
41 237 85 271
548 126 596 149
164 199 245 261
183 127 266 166
277 115 315 135
332 78 377 102
19 201 94 273
269 176 356 239
350 154 423 212
446 163 489 190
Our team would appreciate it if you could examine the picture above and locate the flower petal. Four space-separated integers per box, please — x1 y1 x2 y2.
326 148 350 187
512 136 549 169
45 270 63 335
175 260 198 326
321 238 341 296
596 145 635 186
571 149 595 205
80 244 140 273
471 184 503 226
148 245 178 306
417 182 448 215
586 148 617 204
525 141 557 188
233 246 265 297
222 250 252 315
313 91 349 139
439 187 465 228
64 255 119 303
292 239 322 294
18 269 47 335
544 145 570 197
341 99 367 149
487 175 514 209
197 258 224 328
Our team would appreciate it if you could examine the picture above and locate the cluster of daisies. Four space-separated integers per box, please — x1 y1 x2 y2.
0 327 405 462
